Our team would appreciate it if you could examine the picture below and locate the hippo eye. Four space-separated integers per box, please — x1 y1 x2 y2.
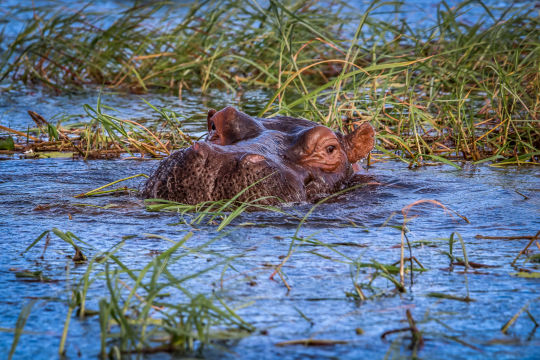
326 145 336 154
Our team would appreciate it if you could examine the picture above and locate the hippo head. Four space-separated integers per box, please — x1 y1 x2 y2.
142 107 374 204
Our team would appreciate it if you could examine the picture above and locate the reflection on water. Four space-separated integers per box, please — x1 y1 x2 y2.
0 153 538 359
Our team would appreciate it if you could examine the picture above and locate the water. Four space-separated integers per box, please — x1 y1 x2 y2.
0 147 538 359
0 86 270 138
1 1 539 358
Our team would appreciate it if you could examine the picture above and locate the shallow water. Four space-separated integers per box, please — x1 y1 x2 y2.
0 146 538 359
0 1 539 358
1 0 527 41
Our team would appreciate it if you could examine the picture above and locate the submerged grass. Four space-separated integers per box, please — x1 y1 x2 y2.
0 0 538 164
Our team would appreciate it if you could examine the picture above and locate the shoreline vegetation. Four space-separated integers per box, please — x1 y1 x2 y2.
0 0 538 166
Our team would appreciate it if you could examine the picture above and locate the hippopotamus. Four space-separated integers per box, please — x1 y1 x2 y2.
142 107 374 205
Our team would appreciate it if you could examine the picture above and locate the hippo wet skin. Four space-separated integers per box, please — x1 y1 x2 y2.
142 107 375 205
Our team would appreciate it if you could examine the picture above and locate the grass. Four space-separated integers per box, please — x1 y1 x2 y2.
74 173 149 198
143 172 297 230
1 96 192 159
0 0 537 165
7 300 37 360
145 197 294 231
92 234 254 356
21 228 254 356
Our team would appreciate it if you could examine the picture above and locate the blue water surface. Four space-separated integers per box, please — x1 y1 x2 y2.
0 148 538 359
0 1 539 359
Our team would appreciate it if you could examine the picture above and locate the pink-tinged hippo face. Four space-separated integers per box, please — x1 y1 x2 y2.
142 107 374 204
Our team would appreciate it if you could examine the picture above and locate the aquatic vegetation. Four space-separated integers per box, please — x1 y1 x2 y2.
75 173 149 198
145 197 293 231
88 235 254 356
7 300 36 360
1 1 539 359
0 0 537 165
19 228 254 356
1 97 191 159
501 300 539 334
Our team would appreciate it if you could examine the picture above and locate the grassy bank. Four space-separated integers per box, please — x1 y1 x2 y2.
0 0 538 165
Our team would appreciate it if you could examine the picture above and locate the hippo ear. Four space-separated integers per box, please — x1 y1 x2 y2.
343 123 375 162
207 109 217 132
207 109 217 121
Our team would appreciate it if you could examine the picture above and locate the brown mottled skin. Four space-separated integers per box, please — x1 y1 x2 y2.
142 107 375 204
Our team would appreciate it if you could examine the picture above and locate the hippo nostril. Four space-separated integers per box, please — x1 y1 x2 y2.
191 142 209 159
304 173 314 186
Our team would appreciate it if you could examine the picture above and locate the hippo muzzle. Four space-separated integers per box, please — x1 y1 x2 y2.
142 107 374 205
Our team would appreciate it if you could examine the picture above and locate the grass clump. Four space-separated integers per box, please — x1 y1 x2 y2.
93 235 253 356
0 0 347 93
21 229 254 356
3 97 192 159
0 0 537 165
